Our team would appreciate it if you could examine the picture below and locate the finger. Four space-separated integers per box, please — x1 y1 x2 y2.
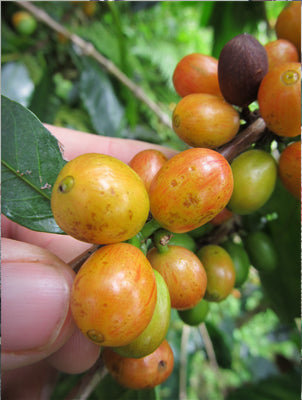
2 215 92 264
2 238 76 371
46 327 101 374
44 123 178 163
2 361 58 400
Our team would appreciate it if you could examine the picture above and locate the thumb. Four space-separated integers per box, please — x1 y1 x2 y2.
2 238 76 371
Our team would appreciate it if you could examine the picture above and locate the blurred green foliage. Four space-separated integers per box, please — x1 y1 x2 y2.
1 1 284 149
1 2 300 400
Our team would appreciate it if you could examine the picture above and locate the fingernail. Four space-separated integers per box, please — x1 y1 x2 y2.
2 262 71 352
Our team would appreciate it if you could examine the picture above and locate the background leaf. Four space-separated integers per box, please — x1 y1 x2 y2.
1 95 66 233
258 181 300 325
1 62 34 107
226 371 300 400
242 180 300 325
79 58 125 136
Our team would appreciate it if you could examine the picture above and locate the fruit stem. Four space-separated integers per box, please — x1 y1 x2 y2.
152 229 173 254
140 218 162 240
126 232 148 255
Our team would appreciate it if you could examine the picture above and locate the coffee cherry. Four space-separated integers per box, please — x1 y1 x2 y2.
228 149 277 215
12 11 37 36
244 231 277 272
172 53 222 98
197 245 236 302
178 299 209 326
264 39 299 71
82 1 97 17
129 149 168 192
149 148 233 233
218 33 268 107
147 245 207 310
258 62 301 138
70 243 157 347
221 240 250 288
167 232 197 253
278 141 301 200
113 270 171 358
102 340 174 390
172 93 240 148
275 1 301 56
51 153 149 244
210 208 234 226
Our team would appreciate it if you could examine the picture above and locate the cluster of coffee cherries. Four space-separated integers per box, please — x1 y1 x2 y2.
51 2 300 391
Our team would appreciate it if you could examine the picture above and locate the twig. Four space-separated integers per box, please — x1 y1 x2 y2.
64 358 108 400
199 323 229 398
198 323 219 372
69 244 103 272
218 117 267 162
15 1 172 129
179 324 191 400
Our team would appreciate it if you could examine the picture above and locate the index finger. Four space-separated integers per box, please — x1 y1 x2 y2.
44 124 178 163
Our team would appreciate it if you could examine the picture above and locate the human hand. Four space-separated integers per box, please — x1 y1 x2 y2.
2 125 176 399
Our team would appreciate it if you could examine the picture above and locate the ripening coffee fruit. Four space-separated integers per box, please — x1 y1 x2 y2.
228 149 277 215
275 1 301 56
70 243 157 347
278 141 301 200
172 53 223 98
129 149 168 192
258 62 301 138
12 11 37 36
149 148 233 233
51 153 150 244
197 245 236 302
113 270 171 358
102 340 174 390
264 39 299 71
172 93 240 148
147 245 207 310
218 33 268 107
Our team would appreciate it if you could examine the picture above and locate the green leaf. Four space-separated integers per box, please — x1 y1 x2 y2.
93 373 157 400
210 2 267 57
258 180 300 325
79 58 125 136
226 371 300 400
205 321 232 369
1 95 66 233
29 66 60 124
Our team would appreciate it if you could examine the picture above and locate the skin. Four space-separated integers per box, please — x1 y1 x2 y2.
2 124 176 400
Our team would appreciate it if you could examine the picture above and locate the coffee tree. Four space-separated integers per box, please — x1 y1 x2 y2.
1 2 300 399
